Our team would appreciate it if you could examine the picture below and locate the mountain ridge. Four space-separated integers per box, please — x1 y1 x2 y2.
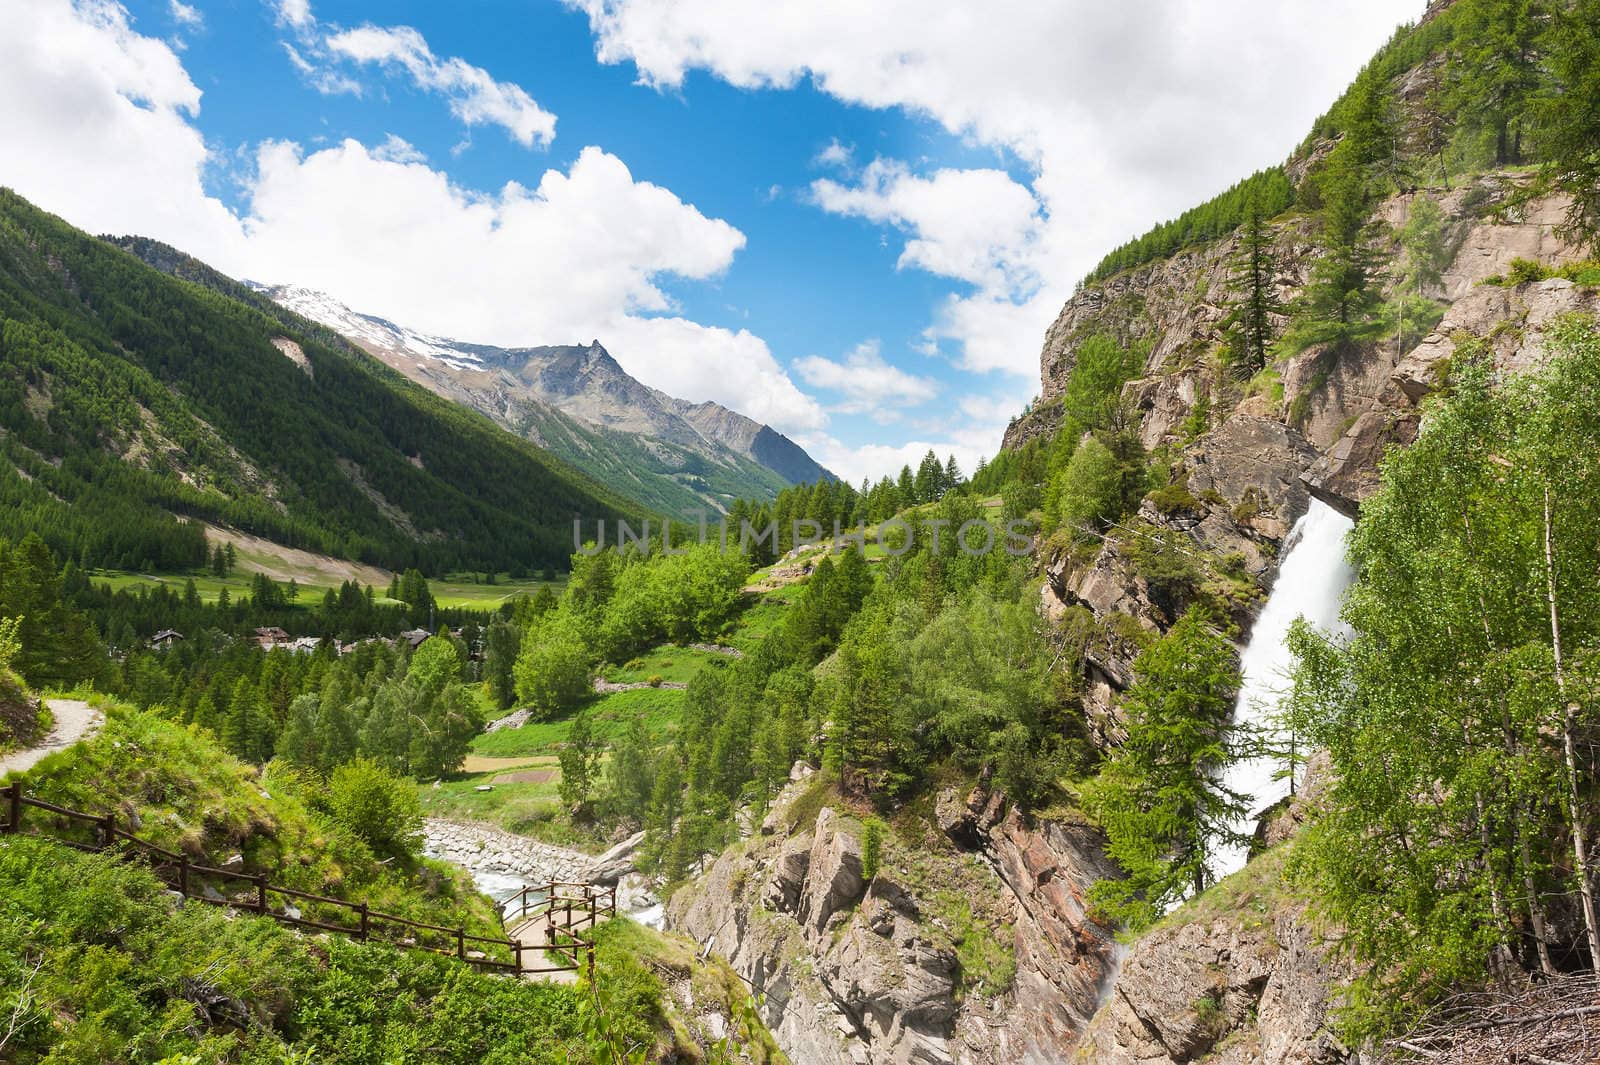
255 284 835 514
0 195 632 576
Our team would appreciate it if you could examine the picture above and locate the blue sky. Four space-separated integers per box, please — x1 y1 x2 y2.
1 0 1411 483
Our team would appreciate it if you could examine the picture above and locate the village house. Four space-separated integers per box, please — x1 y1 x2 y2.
251 626 290 650
148 629 184 650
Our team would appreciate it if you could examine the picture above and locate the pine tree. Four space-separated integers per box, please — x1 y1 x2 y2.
1082 607 1246 929
1537 0 1600 252
944 454 963 491
1220 202 1282 377
557 710 602 813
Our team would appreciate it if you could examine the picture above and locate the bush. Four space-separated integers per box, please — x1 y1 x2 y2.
862 818 884 882
514 621 592 717
1051 436 1124 532
327 758 424 862
646 674 664 688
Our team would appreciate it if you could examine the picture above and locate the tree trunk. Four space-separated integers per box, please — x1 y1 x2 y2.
1519 816 1558 977
1543 485 1600 968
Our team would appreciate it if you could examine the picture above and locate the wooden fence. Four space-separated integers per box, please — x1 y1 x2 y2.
1 781 612 980
504 880 617 983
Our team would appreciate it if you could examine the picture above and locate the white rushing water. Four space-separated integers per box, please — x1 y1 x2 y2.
1211 497 1355 880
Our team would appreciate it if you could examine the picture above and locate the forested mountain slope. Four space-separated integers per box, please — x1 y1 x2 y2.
0 192 634 576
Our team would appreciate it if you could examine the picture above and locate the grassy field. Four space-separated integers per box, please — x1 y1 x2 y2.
419 757 601 848
87 565 559 612
430 574 565 610
602 645 731 685
728 586 795 650
469 686 687 759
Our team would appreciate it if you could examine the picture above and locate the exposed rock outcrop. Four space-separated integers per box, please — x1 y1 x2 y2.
1075 897 1353 1065
666 777 1120 1065
1306 278 1600 515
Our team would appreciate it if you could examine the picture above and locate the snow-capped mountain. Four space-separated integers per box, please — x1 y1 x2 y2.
249 284 834 514
265 285 488 372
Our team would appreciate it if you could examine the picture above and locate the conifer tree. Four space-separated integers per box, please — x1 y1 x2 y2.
1220 202 1282 377
1082 606 1246 929
1537 0 1600 252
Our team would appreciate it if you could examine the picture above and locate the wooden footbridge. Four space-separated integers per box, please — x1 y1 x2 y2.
1 782 615 981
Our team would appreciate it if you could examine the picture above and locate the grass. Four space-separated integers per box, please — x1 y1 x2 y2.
1149 841 1296 936
0 836 592 1064
86 566 557 611
430 574 565 610
728 589 794 651
88 568 275 606
469 687 687 759
420 765 597 849
602 644 725 685
19 700 505 939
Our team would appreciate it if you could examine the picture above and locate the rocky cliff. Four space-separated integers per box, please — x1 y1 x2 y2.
1015 180 1591 749
665 769 1120 1065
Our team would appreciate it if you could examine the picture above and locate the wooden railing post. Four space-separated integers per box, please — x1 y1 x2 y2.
456 928 466 961
5 782 20 834
177 856 189 897
100 813 115 851
359 902 370 940
256 876 268 915
586 945 595 985
514 941 524 973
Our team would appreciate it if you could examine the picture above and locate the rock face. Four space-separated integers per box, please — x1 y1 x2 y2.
666 777 1120 1065
1305 278 1600 515
1074 872 1354 1065
990 172 1595 1065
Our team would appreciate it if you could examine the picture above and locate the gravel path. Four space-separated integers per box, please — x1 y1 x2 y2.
0 699 102 779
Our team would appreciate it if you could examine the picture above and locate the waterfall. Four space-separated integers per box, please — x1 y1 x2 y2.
1211 497 1355 880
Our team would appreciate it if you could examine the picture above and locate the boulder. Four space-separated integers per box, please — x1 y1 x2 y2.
798 809 866 938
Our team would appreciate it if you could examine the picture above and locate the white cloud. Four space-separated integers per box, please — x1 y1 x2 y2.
273 0 312 29
0 0 245 264
324 24 557 148
0 0 823 436
813 138 852 170
812 159 1041 292
238 138 823 430
282 41 361 96
566 0 1407 377
799 435 985 488
168 0 201 28
371 132 426 164
794 340 938 419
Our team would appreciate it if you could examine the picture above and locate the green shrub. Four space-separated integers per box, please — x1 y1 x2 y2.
0 837 593 1064
326 757 424 862
862 818 885 882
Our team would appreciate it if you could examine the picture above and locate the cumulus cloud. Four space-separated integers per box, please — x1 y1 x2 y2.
566 0 1406 378
324 24 557 148
813 138 853 171
168 0 201 28
812 159 1041 292
1 0 823 435
0 0 245 263
273 0 312 29
794 340 938 420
